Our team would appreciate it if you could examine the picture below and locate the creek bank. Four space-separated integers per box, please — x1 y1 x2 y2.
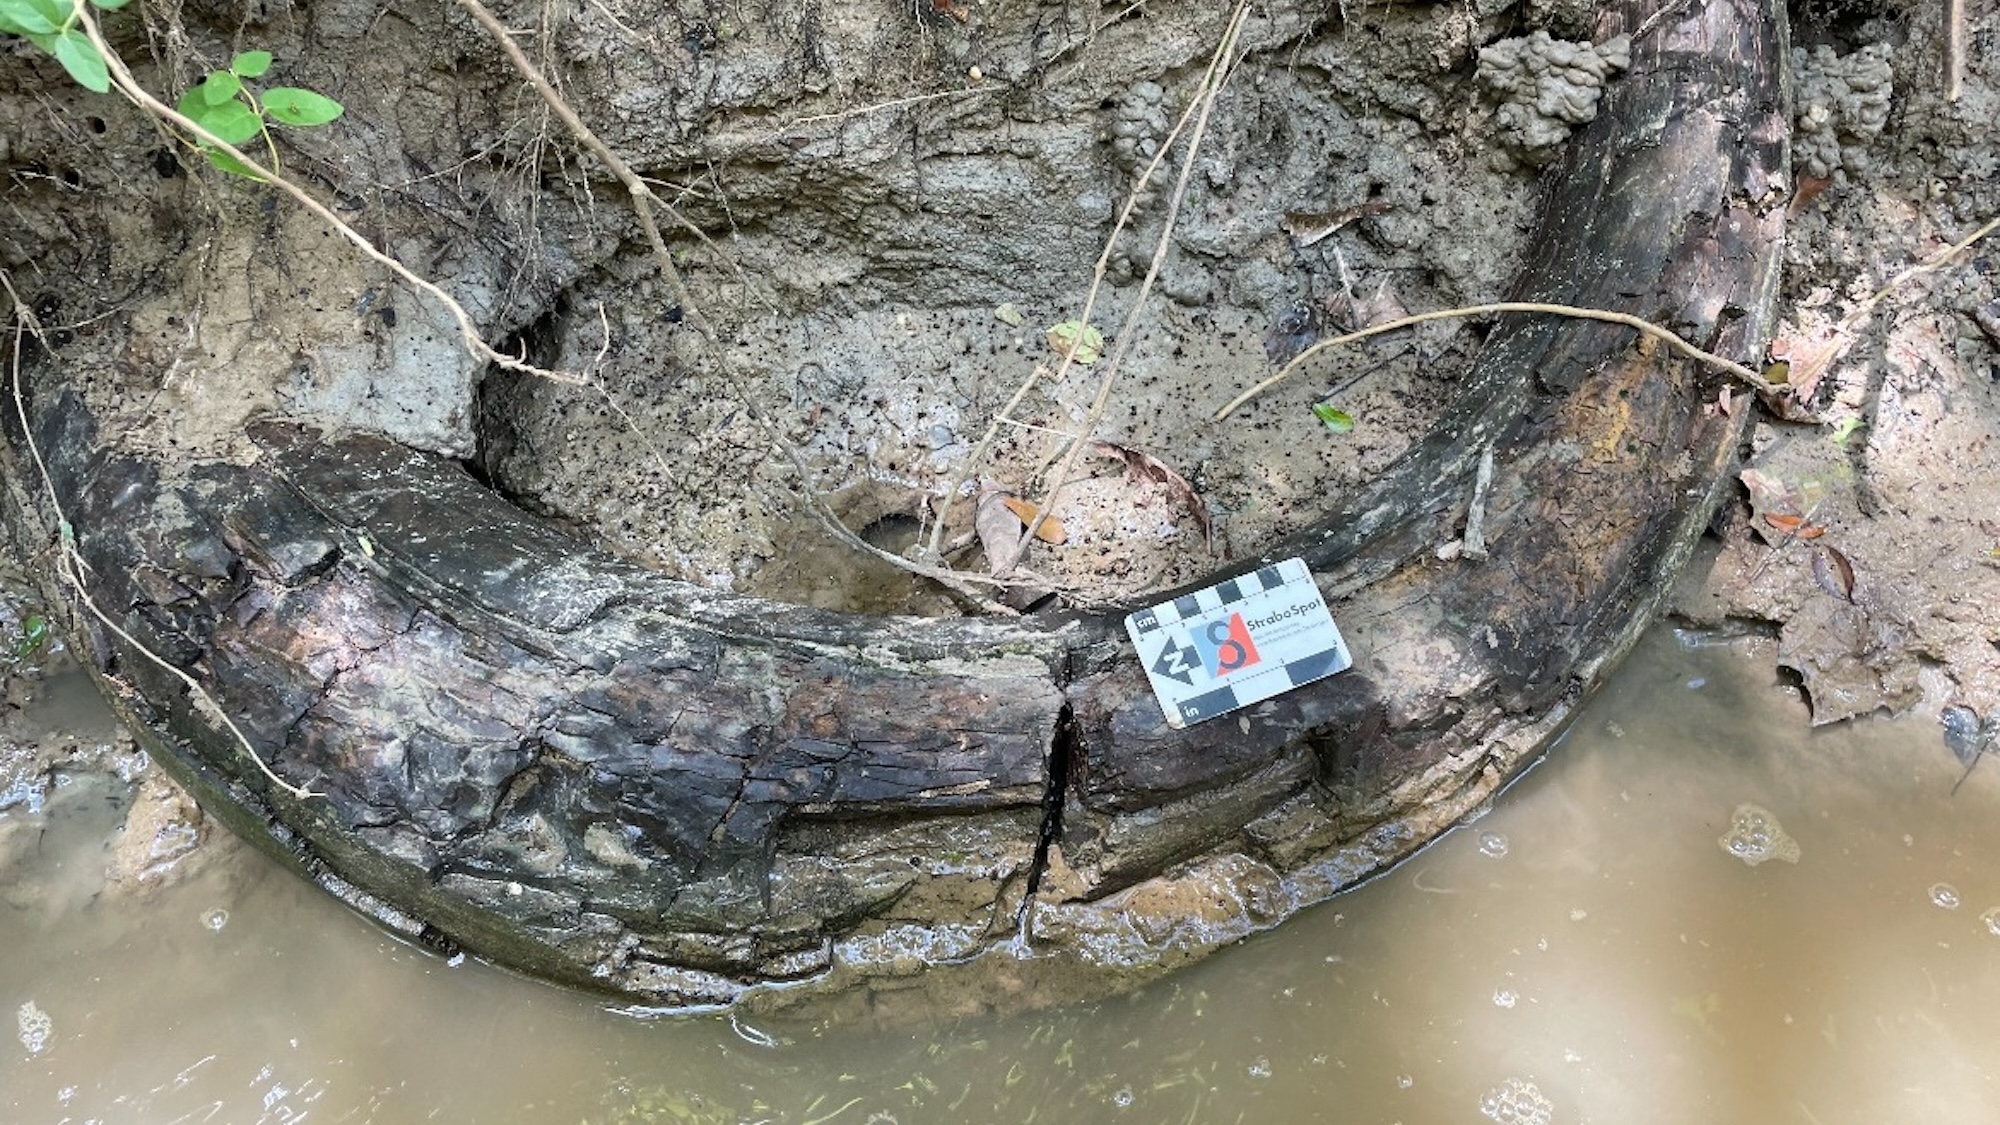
0 0 1815 1015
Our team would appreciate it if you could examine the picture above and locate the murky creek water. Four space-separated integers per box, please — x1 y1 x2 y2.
6 627 1999 1124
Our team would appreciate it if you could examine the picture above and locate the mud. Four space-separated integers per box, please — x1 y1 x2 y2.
0 0 1994 1011
1677 0 2000 727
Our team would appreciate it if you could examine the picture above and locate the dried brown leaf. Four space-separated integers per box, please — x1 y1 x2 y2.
1764 512 1824 539
1762 333 1847 421
1090 440 1213 552
1282 201 1391 249
1788 174 1833 217
975 491 1027 575
999 495 1068 544
1351 279 1409 329
1813 544 1856 603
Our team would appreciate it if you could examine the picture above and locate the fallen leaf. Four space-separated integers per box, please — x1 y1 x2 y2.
1350 279 1409 328
1312 403 1356 433
1764 512 1824 539
1090 440 1213 552
1761 333 1847 421
1282 201 1391 249
999 495 1068 544
1788 174 1833 216
1265 301 1321 366
1740 468 1799 516
1045 320 1104 365
976 491 1028 574
1813 544 1855 603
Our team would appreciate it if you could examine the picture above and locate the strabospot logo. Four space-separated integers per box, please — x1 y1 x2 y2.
1191 612 1260 678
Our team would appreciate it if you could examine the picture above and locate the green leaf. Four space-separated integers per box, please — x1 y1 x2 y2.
23 0 67 30
178 95 265 145
1044 320 1103 365
203 147 265 180
48 29 109 93
91 0 133 9
230 49 272 77
0 0 61 36
197 69 241 106
262 86 344 127
15 614 50 661
1312 403 1355 433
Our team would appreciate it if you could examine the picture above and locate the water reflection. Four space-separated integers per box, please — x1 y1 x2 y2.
6 628 1999 1123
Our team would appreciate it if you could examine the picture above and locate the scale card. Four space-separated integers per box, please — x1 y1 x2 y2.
1124 557 1352 729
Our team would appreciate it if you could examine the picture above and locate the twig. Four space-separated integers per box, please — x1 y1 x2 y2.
930 0 1252 563
1946 0 1965 103
777 87 990 132
1214 300 1778 421
1015 0 1252 560
454 0 756 337
5 276 319 802
72 3 587 387
1842 212 2000 332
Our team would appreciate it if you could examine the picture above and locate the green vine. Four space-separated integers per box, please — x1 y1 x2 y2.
3 1 344 180
174 50 344 178
0 0 128 91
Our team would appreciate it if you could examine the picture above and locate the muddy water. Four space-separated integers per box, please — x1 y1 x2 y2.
6 628 1998 1124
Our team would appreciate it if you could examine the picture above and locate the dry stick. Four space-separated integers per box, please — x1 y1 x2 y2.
73 5 586 387
1946 0 1966 103
921 80 1202 560
1214 301 1778 421
454 0 1032 610
1016 1 1251 559
928 0 1249 562
452 0 725 335
1842 212 2000 332
3 283 319 802
1774 211 2000 392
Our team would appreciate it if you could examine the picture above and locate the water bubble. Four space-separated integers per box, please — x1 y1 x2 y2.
1718 803 1800 866
1981 907 2000 937
1929 883 1962 910
202 908 229 931
16 1000 52 1055
1479 832 1510 858
1479 1076 1553 1125
1687 676 1707 690
1493 988 1519 1009
1247 1057 1272 1079
1110 1085 1134 1108
1398 1074 1415 1089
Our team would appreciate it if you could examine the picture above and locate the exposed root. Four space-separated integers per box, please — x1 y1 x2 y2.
1214 300 1780 421
929 0 1254 569
73 3 588 390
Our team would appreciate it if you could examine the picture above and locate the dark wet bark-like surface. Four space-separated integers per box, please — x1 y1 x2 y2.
1 0 1785 1013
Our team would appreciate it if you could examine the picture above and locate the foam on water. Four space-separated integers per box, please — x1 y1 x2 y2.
1480 1076 1553 1125
16 999 50 1055
1718 802 1800 866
